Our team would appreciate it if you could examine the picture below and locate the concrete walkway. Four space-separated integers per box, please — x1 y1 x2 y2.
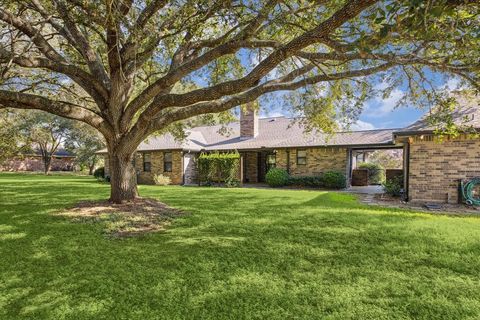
345 185 384 195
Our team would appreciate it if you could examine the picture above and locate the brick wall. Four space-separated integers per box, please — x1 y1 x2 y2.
135 150 183 185
243 152 258 183
0 156 75 172
408 135 480 203
276 147 348 176
104 150 183 185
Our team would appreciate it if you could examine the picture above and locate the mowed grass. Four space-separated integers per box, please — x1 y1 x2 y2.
1 174 480 319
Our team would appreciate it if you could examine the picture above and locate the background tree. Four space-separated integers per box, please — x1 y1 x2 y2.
367 150 403 169
15 111 75 174
65 123 105 175
0 110 30 164
0 0 478 202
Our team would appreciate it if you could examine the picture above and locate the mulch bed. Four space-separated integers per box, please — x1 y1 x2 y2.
59 198 184 237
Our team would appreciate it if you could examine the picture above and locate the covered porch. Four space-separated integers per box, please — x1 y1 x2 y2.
240 149 276 183
346 144 408 195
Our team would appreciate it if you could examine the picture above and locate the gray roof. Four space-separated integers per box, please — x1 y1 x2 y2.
396 91 480 135
96 91 479 154
32 148 75 157
125 117 398 152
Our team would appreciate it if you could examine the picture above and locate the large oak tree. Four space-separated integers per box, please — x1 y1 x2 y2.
0 0 478 202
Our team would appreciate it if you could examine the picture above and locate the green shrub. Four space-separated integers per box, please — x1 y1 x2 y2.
225 177 240 188
93 167 105 180
265 168 289 187
322 171 346 189
358 162 385 184
153 174 171 186
198 152 240 186
383 176 403 197
287 176 323 188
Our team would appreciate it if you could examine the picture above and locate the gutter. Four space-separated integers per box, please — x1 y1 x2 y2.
393 130 434 136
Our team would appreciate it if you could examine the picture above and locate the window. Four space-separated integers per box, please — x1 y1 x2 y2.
143 153 151 172
164 152 172 172
297 149 307 165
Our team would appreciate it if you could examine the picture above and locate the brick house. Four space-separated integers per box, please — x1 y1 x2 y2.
0 149 75 172
394 94 480 203
101 94 480 204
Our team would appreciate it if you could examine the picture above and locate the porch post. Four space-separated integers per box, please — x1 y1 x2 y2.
346 148 353 188
239 153 244 186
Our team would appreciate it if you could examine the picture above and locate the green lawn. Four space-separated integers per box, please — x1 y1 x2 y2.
1 173 480 319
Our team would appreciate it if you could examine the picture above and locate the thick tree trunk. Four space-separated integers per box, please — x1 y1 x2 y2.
43 156 51 175
108 150 138 203
88 163 95 175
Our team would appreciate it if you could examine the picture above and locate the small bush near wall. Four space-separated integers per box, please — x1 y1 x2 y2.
322 171 347 189
93 167 105 180
383 176 403 197
358 162 385 184
153 174 171 186
265 168 289 187
198 152 240 187
287 176 323 188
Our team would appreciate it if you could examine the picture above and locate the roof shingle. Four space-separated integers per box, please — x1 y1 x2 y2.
130 116 398 152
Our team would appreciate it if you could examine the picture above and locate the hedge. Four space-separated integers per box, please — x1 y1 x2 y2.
267 170 346 189
198 152 240 187
287 175 323 188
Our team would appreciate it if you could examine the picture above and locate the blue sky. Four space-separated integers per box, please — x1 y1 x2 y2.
195 48 465 132
259 75 463 131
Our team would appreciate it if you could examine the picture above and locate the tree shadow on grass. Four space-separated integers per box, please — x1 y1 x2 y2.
1 177 480 319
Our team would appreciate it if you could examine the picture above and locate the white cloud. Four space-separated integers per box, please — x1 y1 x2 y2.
367 88 405 118
439 77 465 92
445 78 460 90
373 81 389 91
260 111 284 118
351 120 375 131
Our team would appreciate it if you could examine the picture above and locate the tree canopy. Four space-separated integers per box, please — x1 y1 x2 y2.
15 110 75 173
65 122 105 174
0 110 30 164
0 0 478 202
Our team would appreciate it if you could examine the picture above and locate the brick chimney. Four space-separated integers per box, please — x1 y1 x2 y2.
240 103 258 139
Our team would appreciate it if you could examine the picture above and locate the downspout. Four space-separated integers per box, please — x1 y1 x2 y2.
286 150 290 174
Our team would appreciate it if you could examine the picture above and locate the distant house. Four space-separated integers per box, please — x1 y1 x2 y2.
0 149 75 172
100 93 480 204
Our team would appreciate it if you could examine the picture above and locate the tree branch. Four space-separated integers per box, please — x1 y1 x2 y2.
0 47 109 107
138 0 378 117
0 8 65 62
142 62 395 136
53 0 110 87
0 90 111 136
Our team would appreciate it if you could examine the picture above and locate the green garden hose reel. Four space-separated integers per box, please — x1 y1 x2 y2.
460 178 480 206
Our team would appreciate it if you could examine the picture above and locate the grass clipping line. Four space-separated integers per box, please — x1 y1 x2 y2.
60 198 184 237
